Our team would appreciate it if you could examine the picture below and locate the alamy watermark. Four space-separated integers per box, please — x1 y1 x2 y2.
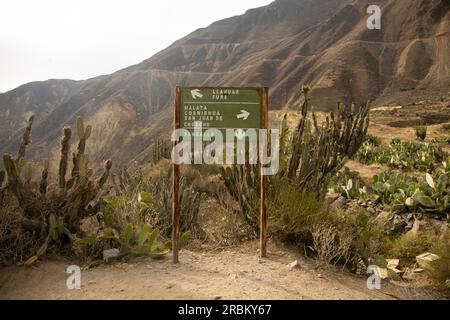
171 123 280 176
66 265 81 290
366 265 382 290
367 5 381 30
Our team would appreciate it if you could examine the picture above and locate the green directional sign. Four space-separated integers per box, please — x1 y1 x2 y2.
180 87 263 131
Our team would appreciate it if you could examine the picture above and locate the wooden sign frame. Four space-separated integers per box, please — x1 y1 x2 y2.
172 86 269 263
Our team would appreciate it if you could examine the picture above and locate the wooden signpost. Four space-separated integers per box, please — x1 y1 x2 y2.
173 86 269 263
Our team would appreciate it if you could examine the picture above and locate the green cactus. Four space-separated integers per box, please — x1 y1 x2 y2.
220 86 370 224
357 138 447 172
1 116 112 265
17 115 34 163
39 160 49 195
24 163 32 185
219 164 260 227
284 85 369 190
58 127 72 189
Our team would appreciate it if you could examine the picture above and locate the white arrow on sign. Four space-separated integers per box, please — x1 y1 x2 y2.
191 89 203 99
236 110 250 120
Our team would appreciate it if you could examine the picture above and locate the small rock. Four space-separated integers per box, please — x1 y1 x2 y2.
317 273 323 278
326 194 347 212
416 252 440 269
386 259 404 277
214 295 222 300
230 273 238 280
386 259 400 269
287 260 302 271
374 266 389 280
374 211 394 230
103 248 120 262
406 219 426 239
391 215 407 233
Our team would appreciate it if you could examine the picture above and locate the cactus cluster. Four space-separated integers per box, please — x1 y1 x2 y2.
109 163 202 239
283 85 369 193
151 167 203 237
220 85 370 223
357 138 447 172
1 116 112 265
219 164 260 228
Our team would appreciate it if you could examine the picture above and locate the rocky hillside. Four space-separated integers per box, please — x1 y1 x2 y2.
0 0 449 167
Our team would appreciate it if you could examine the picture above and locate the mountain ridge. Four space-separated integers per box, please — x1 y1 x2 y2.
0 0 449 167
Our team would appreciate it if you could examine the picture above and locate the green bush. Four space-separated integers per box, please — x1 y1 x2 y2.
389 233 432 262
336 208 388 269
270 179 386 270
414 126 427 141
269 179 327 244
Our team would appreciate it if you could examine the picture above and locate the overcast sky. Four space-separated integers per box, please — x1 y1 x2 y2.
0 0 273 92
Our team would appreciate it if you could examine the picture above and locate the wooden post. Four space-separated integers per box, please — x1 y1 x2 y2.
172 87 181 263
260 87 269 258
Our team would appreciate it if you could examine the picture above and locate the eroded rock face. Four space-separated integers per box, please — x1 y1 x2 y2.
1 0 449 167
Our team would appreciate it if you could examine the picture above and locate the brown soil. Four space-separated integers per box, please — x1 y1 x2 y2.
0 241 442 300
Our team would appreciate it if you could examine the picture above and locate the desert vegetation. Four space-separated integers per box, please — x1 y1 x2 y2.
1 86 449 294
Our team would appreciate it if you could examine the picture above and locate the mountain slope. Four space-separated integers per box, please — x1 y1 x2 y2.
0 0 449 167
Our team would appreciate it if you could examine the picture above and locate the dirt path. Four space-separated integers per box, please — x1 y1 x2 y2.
0 241 440 300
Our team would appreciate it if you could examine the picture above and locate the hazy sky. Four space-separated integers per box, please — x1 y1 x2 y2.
0 0 273 92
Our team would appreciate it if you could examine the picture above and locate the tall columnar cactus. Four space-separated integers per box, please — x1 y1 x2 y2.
0 170 5 188
17 115 34 163
151 136 171 164
219 163 260 228
2 116 112 264
283 85 369 193
220 85 370 223
67 118 92 189
39 160 49 195
58 127 71 189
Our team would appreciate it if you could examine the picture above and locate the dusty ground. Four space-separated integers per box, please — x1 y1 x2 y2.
0 241 443 300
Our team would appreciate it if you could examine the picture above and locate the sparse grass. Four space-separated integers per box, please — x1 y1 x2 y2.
312 223 352 268
426 231 450 289
389 233 433 263
441 123 450 132
0 194 38 264
269 179 327 244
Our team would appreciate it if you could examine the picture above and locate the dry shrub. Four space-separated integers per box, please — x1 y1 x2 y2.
312 223 353 268
0 193 38 264
414 125 428 141
198 199 257 248
389 233 433 262
426 230 450 288
269 179 327 243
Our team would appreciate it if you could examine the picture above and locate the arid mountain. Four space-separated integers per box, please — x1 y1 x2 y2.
0 0 449 167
